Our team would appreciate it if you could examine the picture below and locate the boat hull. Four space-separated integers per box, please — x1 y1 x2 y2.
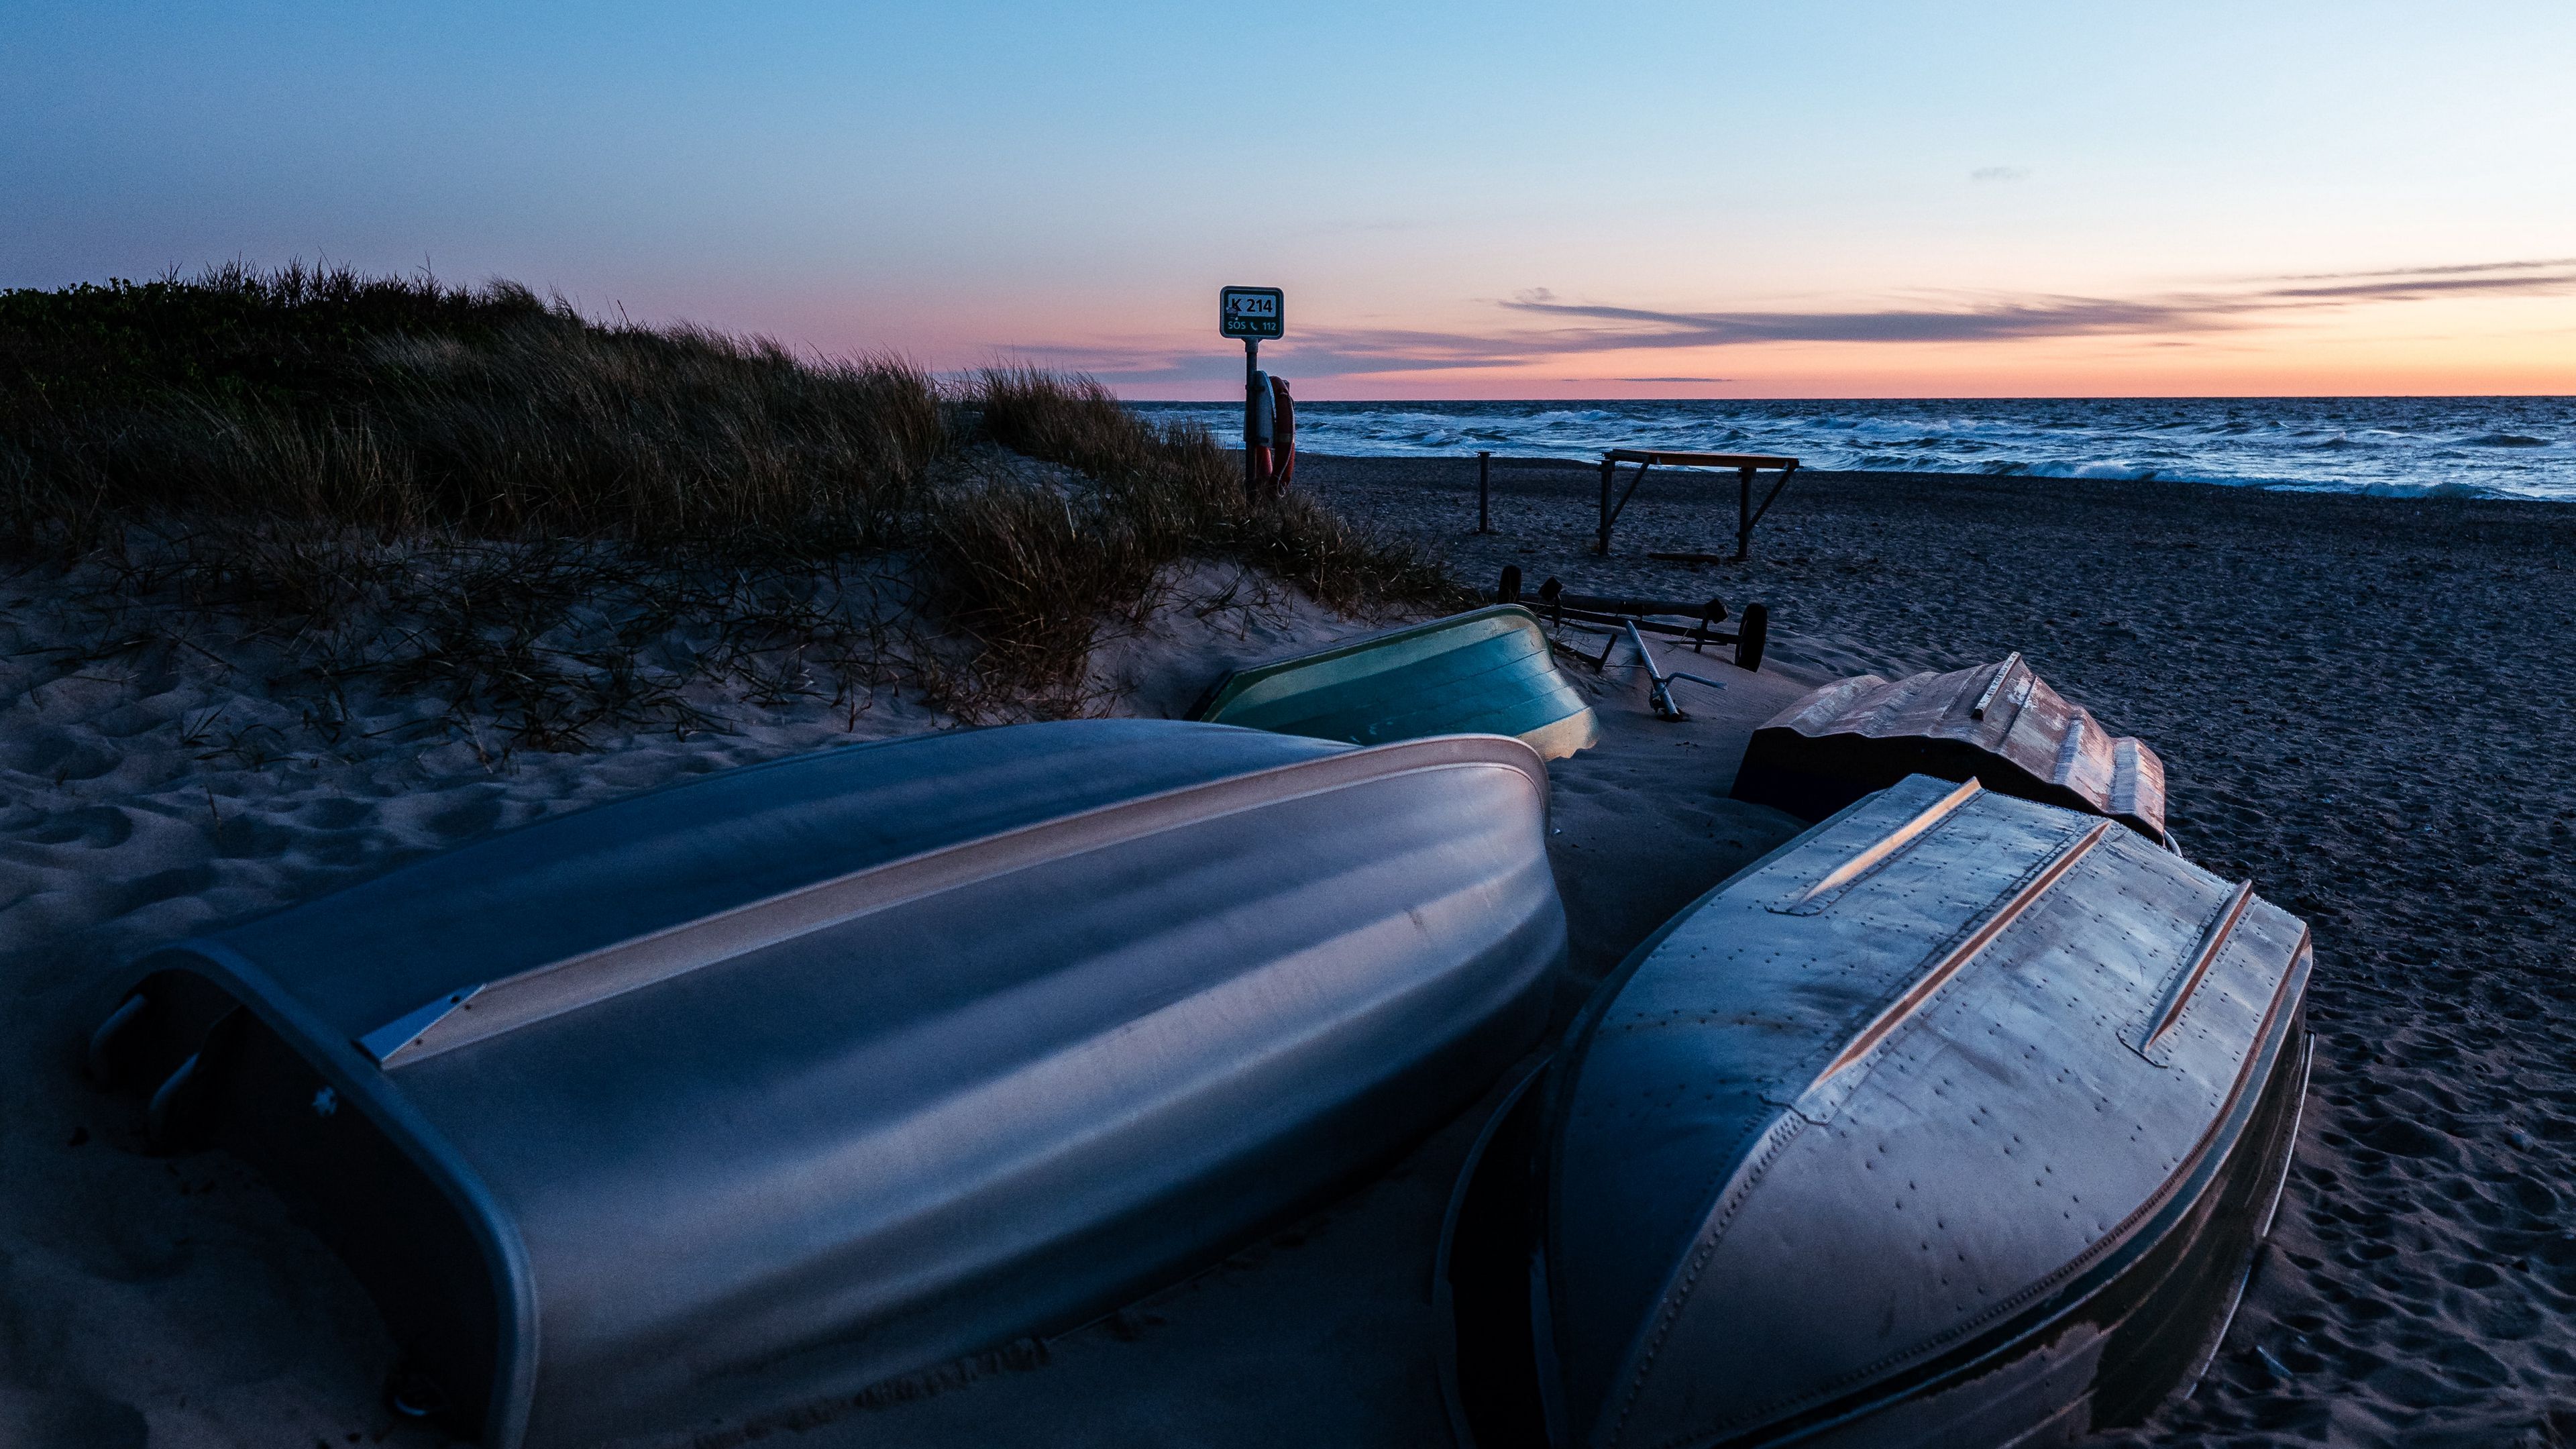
1191 604 1600 760
1732 657 2168 843
1444 1027 2310 1448
1440 775 2311 1449
92 721 1568 1448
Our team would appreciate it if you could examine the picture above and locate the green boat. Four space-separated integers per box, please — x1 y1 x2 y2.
1189 604 1600 760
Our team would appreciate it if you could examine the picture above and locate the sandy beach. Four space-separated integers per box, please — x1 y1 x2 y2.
8 456 2575 1446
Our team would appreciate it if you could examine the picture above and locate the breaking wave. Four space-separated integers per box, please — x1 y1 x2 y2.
1128 396 2576 502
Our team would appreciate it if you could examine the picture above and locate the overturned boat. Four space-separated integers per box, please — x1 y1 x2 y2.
1731 653 2169 844
89 720 1567 1448
1191 604 1599 760
1440 774 2310 1449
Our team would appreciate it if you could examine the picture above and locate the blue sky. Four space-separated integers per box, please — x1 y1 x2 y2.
7 2 2573 396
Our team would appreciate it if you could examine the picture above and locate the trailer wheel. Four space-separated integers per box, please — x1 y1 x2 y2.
1735 602 1768 671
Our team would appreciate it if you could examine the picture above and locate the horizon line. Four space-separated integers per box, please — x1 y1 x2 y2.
1114 391 2576 403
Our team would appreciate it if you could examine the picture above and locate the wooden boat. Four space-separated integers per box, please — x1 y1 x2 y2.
1731 653 2169 844
89 720 1566 1449
1191 604 1599 760
1439 773 2311 1449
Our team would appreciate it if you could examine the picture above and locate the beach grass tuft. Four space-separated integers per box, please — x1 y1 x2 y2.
0 265 1454 744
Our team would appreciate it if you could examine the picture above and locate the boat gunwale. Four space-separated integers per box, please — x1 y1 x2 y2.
119 935 544 1446
2165 1026 2316 1408
1434 1061 1552 1449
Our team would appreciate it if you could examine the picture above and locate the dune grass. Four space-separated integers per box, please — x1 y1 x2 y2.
0 264 1453 745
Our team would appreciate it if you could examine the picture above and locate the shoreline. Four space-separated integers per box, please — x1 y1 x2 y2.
1175 390 2576 500
1295 451 2576 511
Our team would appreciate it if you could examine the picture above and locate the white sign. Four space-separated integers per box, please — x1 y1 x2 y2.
1219 286 1284 339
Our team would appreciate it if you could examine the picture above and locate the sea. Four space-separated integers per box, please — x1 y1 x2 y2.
1128 397 2576 502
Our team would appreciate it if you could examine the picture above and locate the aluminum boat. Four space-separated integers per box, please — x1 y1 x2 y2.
1440 773 2310 1449
90 720 1567 1448
1191 604 1599 760
1731 654 2168 844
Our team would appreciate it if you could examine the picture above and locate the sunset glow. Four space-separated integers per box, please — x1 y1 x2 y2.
8 2 2572 398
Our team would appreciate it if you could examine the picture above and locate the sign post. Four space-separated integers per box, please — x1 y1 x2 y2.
1219 286 1284 498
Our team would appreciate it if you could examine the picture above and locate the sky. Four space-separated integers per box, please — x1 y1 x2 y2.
6 2 2574 399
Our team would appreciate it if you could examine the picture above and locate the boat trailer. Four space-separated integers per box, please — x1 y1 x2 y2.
1496 567 1762 720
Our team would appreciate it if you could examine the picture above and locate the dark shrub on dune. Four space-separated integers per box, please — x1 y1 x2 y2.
0 264 1450 732
0 260 940 544
930 368 1447 681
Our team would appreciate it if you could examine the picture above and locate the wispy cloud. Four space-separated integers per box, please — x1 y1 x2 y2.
1497 294 2224 345
1493 258 2576 351
1031 257 2576 384
2260 257 2576 282
2263 264 2576 302
1018 326 1535 384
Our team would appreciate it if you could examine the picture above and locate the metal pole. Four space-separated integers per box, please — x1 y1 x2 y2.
1596 457 1615 555
1478 451 1492 533
1736 466 1756 561
1244 339 1260 499
1626 618 1726 720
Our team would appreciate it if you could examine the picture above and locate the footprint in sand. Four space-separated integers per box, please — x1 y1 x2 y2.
208 812 299 861
89 701 172 741
60 1204 199 1287
423 790 507 842
23 1387 148 1449
100 864 219 917
284 826 380 871
292 796 374 830
3 731 119 784
19 805 136 849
